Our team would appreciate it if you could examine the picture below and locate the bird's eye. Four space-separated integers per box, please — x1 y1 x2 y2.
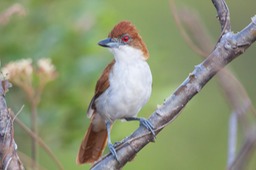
121 35 130 43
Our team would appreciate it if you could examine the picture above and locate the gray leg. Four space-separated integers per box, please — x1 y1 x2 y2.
106 121 118 161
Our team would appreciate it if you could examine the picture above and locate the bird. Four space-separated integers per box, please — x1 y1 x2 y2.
76 20 155 165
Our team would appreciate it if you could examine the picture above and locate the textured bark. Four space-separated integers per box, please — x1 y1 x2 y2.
0 80 24 170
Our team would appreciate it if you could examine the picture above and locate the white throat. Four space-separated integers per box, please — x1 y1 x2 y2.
109 45 146 63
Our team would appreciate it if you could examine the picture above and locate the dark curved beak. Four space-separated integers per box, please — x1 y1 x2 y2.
98 38 119 48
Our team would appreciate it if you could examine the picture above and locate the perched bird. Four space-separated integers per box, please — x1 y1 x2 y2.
76 20 154 164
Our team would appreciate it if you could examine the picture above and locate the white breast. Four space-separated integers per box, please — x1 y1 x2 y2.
95 46 152 122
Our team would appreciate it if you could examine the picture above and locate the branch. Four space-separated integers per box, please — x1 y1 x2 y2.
170 1 256 119
212 0 231 34
92 1 256 169
0 78 24 169
170 1 256 168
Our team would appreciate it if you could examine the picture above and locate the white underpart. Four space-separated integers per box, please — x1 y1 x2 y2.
95 45 152 122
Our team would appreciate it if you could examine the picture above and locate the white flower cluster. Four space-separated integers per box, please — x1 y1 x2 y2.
1 59 33 86
37 58 57 84
1 58 57 96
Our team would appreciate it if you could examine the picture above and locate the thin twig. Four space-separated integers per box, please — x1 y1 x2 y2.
170 0 209 57
30 100 38 170
12 105 24 124
11 114 65 170
212 0 231 34
227 112 237 167
228 129 256 170
18 151 48 170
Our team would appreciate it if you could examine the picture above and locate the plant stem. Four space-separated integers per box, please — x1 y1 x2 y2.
31 100 38 170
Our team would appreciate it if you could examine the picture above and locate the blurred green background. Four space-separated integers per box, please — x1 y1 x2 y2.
1 0 256 169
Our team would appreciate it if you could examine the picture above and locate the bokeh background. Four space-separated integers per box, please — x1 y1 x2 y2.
1 0 256 169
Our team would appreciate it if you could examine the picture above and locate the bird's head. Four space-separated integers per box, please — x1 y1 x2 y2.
98 21 149 60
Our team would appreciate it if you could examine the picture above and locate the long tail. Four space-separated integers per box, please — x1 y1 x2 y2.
76 114 108 164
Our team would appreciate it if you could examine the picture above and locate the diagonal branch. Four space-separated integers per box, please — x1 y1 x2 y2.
91 2 256 170
170 3 256 170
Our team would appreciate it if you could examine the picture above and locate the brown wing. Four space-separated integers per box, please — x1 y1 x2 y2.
95 60 115 96
87 60 115 117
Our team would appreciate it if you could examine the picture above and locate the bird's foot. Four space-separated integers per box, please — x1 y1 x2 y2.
139 118 156 137
108 143 119 162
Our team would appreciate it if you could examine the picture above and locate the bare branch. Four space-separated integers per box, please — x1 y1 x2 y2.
170 3 256 119
0 78 24 170
212 0 231 34
170 3 256 169
92 4 256 170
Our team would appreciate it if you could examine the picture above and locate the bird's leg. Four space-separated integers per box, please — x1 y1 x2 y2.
106 121 119 162
124 117 155 136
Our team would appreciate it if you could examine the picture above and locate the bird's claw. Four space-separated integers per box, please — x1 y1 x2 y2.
139 118 156 137
108 143 119 162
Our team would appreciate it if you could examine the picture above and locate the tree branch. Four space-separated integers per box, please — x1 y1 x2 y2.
0 78 24 169
212 0 231 34
170 3 256 168
91 1 256 169
170 2 256 169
